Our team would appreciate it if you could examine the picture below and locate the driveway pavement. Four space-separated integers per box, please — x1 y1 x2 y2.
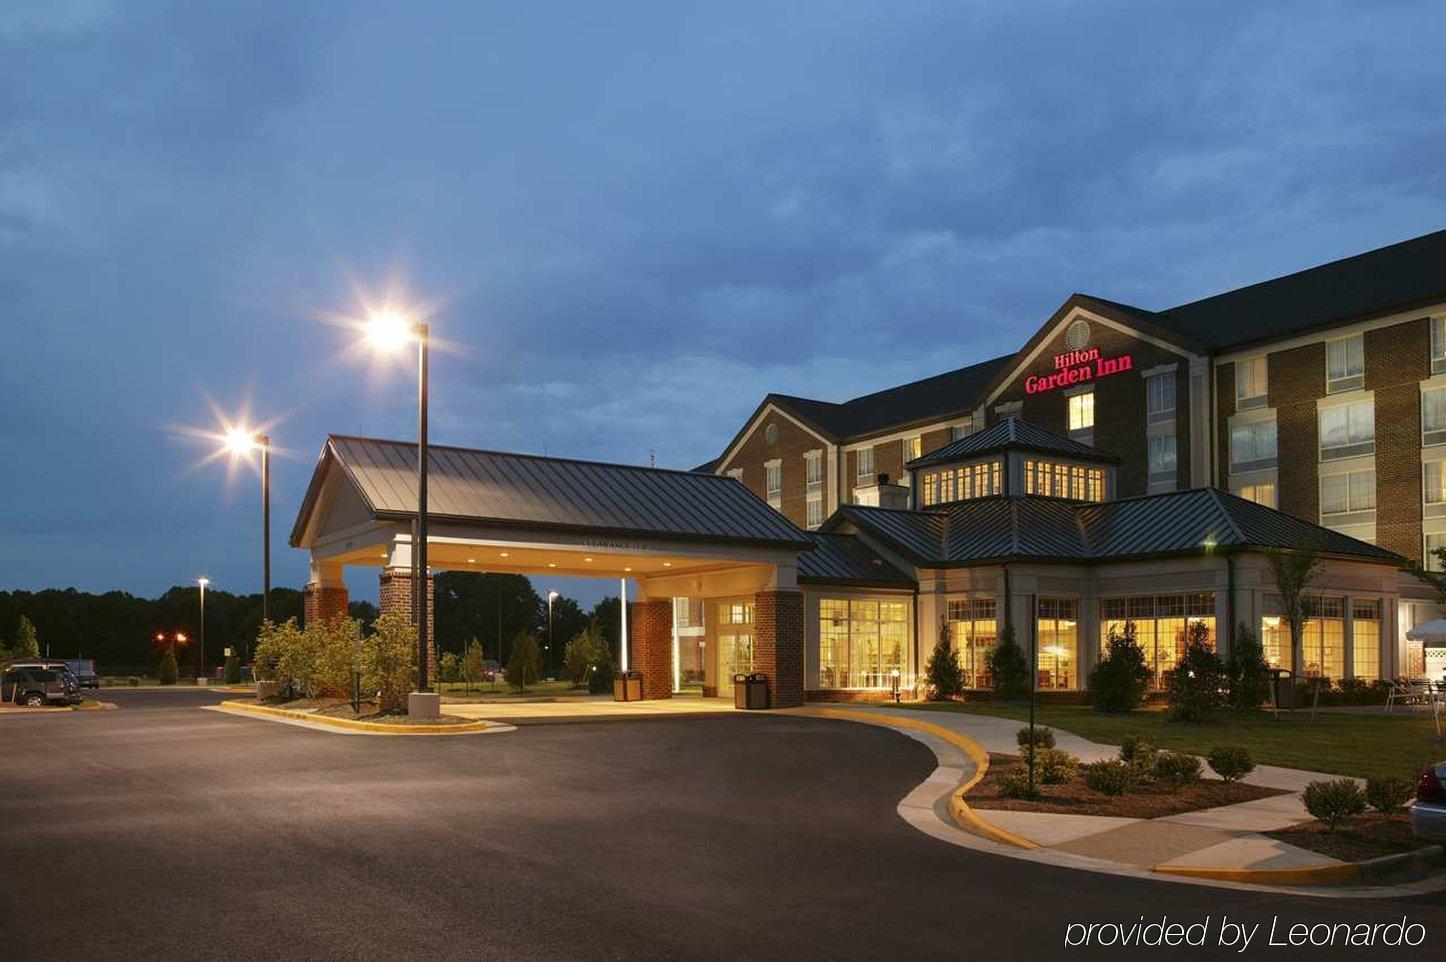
3 688 1445 960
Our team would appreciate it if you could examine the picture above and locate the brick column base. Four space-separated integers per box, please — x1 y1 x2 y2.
379 568 437 684
303 582 349 627
754 590 804 708
628 599 673 699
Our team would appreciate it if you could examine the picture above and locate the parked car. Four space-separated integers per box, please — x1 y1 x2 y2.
2 667 82 707
1413 762 1446 844
64 659 100 688
481 659 503 681
8 659 82 687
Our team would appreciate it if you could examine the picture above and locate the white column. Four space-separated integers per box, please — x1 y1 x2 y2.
619 577 629 672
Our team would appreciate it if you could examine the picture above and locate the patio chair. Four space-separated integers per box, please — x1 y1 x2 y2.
1385 677 1416 713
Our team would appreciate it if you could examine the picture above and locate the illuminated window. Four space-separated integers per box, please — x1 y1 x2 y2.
1260 598 1292 675
1301 596 1346 681
1035 599 1078 691
1024 460 1104 501
855 446 874 481
1318 398 1374 459
716 601 754 681
1326 335 1364 393
1067 391 1094 432
1235 357 1267 409
817 598 907 688
1426 533 1446 572
1100 594 1216 691
902 436 921 463
1352 600 1381 682
920 460 1000 506
947 597 997 689
1231 481 1276 508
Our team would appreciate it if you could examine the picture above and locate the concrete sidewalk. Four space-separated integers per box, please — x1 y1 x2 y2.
803 705 1443 893
442 694 742 722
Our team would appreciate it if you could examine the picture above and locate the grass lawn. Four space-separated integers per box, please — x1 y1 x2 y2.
438 679 591 701
910 701 1444 781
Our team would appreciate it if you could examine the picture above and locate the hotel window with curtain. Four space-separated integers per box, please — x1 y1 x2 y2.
1230 417 1277 468
765 460 781 511
804 451 824 529
1235 357 1268 409
1432 317 1446 375
1318 397 1374 459
1424 386 1446 447
1325 334 1365 393
1099 593 1216 691
1232 481 1276 508
1146 373 1176 425
946 597 997 689
902 436 921 463
817 598 908 689
1352 599 1381 681
855 446 874 482
1024 460 1105 501
1035 599 1078 691
1319 469 1375 523
1147 435 1177 479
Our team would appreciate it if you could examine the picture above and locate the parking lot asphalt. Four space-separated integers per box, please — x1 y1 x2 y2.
3 687 1445 961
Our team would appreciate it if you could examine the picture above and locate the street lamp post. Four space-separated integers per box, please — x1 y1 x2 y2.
365 312 433 711
223 430 272 628
547 589 559 672
196 577 209 684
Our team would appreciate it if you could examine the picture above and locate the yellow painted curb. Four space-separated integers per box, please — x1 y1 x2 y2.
1153 862 1363 887
218 700 505 736
789 707 1039 850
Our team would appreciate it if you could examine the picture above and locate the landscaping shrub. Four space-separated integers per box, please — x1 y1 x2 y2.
998 768 1040 800
563 620 610 690
1081 760 1137 796
1302 779 1366 832
1088 622 1151 713
439 651 461 685
158 645 178 685
505 632 542 691
1225 625 1271 709
924 619 964 700
127 675 140 686
252 619 299 687
222 651 241 684
588 634 616 694
460 638 488 690
1118 733 1157 768
312 616 362 699
363 612 417 713
1365 776 1415 816
1207 746 1255 782
1166 623 1227 722
1153 751 1202 789
1016 726 1055 749
1031 747 1079 785
986 623 1030 700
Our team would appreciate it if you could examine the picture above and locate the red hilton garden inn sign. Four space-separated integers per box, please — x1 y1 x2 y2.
1024 348 1134 395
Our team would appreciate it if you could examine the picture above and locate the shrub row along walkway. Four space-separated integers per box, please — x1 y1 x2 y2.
808 705 1444 892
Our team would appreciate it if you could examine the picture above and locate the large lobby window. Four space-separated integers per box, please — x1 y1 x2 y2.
947 597 997 689
1235 357 1268 409
1326 334 1365 393
716 601 754 681
1036 599 1078 690
1024 460 1105 501
1319 397 1374 460
1302 596 1347 681
920 459 1001 506
817 598 907 689
1260 600 1292 674
1099 593 1216 690
1352 600 1381 682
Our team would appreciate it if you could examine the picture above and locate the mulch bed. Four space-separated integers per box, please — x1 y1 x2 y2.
1266 815 1433 862
969 753 1287 818
246 696 474 726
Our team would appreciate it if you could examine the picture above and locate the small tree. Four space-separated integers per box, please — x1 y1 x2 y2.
1266 544 1322 677
364 612 417 713
312 616 362 699
1088 621 1151 713
986 621 1030 700
222 650 241 684
12 616 39 660
460 638 487 692
505 632 542 691
924 619 964 700
1167 622 1227 722
440 651 461 685
253 618 304 696
1226 624 1271 709
1303 778 1366 832
588 625 616 694
158 643 179 685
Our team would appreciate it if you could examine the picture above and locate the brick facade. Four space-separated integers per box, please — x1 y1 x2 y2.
752 589 804 708
1365 317 1429 560
1214 361 1235 484
303 582 349 626
1268 342 1326 521
378 567 438 684
627 599 674 699
719 410 829 529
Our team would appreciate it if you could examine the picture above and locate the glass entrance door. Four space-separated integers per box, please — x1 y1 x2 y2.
714 600 755 695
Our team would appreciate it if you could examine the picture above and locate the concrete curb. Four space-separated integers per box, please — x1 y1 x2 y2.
1154 861 1363 887
217 699 511 736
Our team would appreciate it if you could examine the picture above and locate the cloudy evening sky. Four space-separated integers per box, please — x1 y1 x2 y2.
2 1 1445 605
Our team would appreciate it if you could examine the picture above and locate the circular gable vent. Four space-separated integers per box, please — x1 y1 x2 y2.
765 422 779 445
1065 318 1091 352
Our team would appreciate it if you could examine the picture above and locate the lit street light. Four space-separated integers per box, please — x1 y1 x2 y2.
547 589 559 671
363 310 433 709
222 429 273 625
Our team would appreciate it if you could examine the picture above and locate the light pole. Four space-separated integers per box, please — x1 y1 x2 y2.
197 577 209 683
223 429 272 627
364 311 433 708
547 589 559 672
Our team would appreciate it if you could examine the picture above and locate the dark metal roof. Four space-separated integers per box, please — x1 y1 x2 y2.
291 436 812 549
906 417 1118 469
1155 229 1446 352
837 489 1403 567
796 533 914 588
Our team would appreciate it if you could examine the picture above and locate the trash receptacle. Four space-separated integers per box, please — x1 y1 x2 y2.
732 672 749 709
1271 670 1295 710
745 672 770 710
614 670 643 702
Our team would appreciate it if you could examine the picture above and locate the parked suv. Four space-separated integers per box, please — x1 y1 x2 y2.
2 667 81 707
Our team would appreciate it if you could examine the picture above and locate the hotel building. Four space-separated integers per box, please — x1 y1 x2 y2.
698 230 1446 698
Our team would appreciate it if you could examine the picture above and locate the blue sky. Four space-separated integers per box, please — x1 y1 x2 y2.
2 1 1444 607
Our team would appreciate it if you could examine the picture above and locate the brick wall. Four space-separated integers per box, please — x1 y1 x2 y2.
627 599 673 699
719 412 829 528
303 582 349 626
1366 317 1429 560
753 589 804 708
1268 342 1326 521
378 568 438 684
1215 361 1235 484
